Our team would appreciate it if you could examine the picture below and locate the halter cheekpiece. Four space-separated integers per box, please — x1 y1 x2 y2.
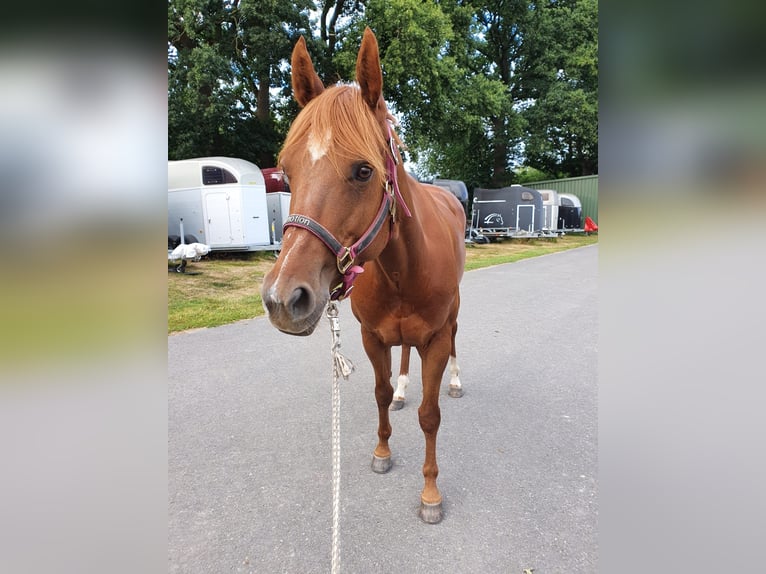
282 122 411 301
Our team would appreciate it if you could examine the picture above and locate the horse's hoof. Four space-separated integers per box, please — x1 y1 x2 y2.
448 386 463 398
419 501 443 524
371 454 392 474
389 398 405 411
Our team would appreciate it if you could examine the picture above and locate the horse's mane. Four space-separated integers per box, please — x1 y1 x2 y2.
279 84 400 189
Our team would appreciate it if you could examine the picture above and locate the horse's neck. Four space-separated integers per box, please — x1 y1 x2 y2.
375 174 426 277
378 226 416 269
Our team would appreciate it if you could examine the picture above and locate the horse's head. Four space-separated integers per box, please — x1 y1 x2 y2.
261 28 404 336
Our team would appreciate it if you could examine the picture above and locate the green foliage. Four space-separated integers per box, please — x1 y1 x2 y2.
167 0 598 182
520 0 599 176
168 0 313 166
514 165 554 184
334 0 455 126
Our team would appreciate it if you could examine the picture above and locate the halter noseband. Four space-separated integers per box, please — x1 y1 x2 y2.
282 123 411 301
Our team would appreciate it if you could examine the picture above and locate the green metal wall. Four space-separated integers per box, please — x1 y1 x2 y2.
527 175 598 224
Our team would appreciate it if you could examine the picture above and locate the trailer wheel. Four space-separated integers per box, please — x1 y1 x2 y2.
184 234 199 244
168 235 181 249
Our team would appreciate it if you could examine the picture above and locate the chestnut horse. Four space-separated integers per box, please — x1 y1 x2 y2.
261 28 465 524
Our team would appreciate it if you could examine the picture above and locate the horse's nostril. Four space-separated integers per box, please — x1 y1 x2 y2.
288 285 314 318
263 292 277 315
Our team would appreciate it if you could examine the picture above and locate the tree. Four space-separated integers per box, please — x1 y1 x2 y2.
471 0 531 186
168 0 239 159
519 0 598 176
167 0 598 182
316 0 367 82
333 0 456 137
327 0 599 188
331 0 511 189
168 0 314 166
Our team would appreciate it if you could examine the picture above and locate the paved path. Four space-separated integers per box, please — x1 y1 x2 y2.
169 244 597 573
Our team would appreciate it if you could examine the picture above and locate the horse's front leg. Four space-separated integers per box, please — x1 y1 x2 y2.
417 325 452 524
360 328 394 474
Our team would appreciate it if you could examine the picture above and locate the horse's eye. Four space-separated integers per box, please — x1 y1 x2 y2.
354 164 373 182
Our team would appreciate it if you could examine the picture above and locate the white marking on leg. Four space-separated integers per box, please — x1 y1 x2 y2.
307 129 331 163
448 355 461 391
393 373 409 401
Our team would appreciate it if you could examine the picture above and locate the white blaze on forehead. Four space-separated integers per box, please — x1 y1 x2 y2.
307 129 332 163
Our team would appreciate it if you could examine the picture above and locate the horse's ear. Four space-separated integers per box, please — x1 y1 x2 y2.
356 27 384 113
291 36 324 107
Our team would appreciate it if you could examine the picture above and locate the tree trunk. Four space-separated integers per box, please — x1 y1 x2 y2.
256 70 273 166
490 116 509 187
256 71 270 122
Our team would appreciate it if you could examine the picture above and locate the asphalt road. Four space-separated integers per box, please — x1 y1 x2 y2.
169 244 597 574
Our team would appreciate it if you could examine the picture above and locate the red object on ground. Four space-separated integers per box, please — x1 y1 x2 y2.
584 216 598 232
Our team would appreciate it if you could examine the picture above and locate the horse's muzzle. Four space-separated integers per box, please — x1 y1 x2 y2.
261 282 327 336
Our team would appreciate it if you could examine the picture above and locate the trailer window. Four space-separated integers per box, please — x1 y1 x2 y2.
202 166 238 185
561 197 574 206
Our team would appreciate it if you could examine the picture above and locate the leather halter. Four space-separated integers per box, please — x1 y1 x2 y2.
283 122 411 301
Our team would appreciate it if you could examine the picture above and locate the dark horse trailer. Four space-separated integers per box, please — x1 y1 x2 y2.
432 179 468 203
558 193 583 230
472 185 544 239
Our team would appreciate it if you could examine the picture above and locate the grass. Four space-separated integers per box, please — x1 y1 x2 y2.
168 252 277 333
168 233 597 333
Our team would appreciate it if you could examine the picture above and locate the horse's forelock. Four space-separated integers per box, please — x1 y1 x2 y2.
280 85 388 187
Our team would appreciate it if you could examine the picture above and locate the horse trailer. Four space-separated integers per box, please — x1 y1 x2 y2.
266 192 291 244
558 193 583 230
526 175 598 227
168 157 273 251
472 185 544 239
537 189 561 233
261 167 291 194
432 179 469 203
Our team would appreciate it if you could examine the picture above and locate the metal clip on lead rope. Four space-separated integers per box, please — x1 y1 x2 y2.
327 303 355 379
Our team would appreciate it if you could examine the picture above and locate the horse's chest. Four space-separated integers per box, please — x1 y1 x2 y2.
356 299 445 348
353 267 456 347
372 314 433 347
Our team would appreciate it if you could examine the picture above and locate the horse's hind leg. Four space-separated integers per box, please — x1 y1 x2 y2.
390 345 411 411
447 322 463 398
361 328 394 474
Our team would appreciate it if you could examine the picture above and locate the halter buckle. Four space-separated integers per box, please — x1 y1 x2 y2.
386 181 397 219
330 281 346 301
337 248 355 274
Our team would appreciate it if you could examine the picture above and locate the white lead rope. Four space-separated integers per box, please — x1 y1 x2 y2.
326 302 354 574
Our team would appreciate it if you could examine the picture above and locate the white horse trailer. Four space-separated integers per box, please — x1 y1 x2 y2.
266 192 291 244
537 189 561 233
168 157 271 251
